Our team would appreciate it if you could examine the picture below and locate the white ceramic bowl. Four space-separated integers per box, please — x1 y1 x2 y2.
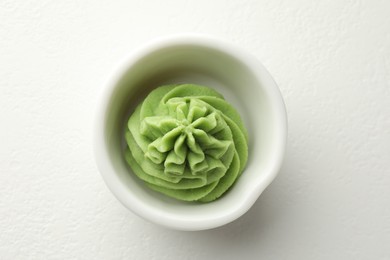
94 34 287 231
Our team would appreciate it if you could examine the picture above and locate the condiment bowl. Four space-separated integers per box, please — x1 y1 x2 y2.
94 34 287 230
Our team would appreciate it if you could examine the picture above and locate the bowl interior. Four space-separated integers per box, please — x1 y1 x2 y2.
100 40 284 229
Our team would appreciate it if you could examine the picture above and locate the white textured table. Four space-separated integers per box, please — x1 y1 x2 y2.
1 1 389 259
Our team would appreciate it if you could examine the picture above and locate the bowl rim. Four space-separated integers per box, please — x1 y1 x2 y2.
94 33 287 230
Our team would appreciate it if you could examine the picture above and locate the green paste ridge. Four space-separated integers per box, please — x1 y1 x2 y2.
124 84 248 202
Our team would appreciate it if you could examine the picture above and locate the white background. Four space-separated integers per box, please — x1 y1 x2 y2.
1 0 390 259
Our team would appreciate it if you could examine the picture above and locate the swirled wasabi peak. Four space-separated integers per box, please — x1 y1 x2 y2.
125 84 248 202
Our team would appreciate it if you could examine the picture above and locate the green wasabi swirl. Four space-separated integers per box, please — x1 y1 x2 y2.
124 84 248 202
